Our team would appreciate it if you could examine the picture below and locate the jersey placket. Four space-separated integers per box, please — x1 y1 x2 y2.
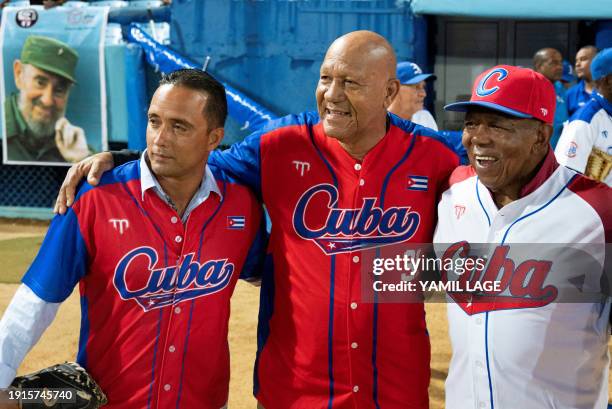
347 159 367 404
154 208 191 408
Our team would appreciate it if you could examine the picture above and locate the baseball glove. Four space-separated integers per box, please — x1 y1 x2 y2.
10 362 107 409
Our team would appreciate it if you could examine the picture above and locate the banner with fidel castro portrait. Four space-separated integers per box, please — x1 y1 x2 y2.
0 5 108 166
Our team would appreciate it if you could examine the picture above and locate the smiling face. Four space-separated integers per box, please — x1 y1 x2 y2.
316 32 398 148
462 108 550 199
388 81 426 120
14 61 71 138
146 84 223 180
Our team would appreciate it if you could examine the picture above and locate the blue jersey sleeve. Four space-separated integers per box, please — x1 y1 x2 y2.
239 208 269 281
22 209 89 303
209 131 263 198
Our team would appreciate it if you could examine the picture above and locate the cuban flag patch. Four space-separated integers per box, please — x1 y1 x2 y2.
407 175 428 191
227 216 245 229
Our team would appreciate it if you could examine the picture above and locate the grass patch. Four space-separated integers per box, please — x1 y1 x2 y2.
0 236 44 284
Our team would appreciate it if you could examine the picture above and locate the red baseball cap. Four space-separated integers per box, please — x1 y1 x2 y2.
444 65 556 124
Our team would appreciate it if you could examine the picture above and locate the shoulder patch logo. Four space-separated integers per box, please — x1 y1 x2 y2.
109 219 129 234
566 141 578 158
292 160 311 176
454 205 466 219
407 175 429 191
227 216 245 229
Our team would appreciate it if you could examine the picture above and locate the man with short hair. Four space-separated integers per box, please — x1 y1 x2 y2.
556 48 612 187
567 45 598 116
388 61 438 130
533 47 568 149
5 35 89 163
437 64 611 409
0 69 265 409
55 31 460 408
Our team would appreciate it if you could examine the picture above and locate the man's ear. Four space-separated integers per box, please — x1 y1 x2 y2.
384 78 400 109
536 122 553 153
207 127 224 152
13 60 23 90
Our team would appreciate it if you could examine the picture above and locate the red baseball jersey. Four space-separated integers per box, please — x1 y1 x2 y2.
22 161 265 409
210 112 459 408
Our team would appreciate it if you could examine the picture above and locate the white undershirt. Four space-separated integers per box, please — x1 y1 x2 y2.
0 284 59 387
411 109 439 131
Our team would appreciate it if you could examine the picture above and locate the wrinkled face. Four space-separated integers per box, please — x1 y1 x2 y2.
316 43 393 144
15 62 71 137
146 84 222 179
388 81 426 120
575 48 596 80
463 109 546 193
537 50 563 82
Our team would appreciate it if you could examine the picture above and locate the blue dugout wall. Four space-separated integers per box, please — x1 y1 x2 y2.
170 0 429 141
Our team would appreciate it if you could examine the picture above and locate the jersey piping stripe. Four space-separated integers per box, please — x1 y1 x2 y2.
500 174 577 245
176 298 197 409
177 179 226 407
482 173 577 409
475 178 492 227
372 131 418 409
308 125 339 408
147 309 164 409
196 179 227 260
484 312 494 409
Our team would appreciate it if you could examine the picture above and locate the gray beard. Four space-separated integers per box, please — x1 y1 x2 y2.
18 92 62 139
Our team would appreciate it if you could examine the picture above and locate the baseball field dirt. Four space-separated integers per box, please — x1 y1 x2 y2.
0 218 610 408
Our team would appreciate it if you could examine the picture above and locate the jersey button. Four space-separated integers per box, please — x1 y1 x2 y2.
475 318 482 325
475 360 483 368
174 307 182 314
350 302 358 310
354 163 362 171
171 216 178 224
169 345 176 353
359 178 365 186
352 385 359 393
175 235 183 243
164 384 171 391
351 342 358 349
352 255 360 263
478 402 486 408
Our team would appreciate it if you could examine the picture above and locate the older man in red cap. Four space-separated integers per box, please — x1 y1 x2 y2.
435 65 611 409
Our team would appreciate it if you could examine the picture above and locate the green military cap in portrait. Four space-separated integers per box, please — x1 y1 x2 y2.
20 35 79 83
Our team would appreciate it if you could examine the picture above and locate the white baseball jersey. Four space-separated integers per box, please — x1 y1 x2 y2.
411 109 439 131
555 93 612 186
434 151 611 409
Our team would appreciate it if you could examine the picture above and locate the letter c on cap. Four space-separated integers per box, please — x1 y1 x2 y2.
476 68 508 97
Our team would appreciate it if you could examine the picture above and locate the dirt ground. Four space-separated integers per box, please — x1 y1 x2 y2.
0 282 448 408
0 219 610 408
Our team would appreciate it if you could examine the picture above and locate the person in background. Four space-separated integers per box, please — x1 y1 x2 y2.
556 48 612 187
388 61 439 130
533 47 568 149
567 45 598 116
560 60 575 89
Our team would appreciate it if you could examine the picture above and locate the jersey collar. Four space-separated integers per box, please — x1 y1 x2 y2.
139 149 222 204
518 148 559 198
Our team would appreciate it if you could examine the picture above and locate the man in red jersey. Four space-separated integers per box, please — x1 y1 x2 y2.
55 31 460 408
0 69 265 409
